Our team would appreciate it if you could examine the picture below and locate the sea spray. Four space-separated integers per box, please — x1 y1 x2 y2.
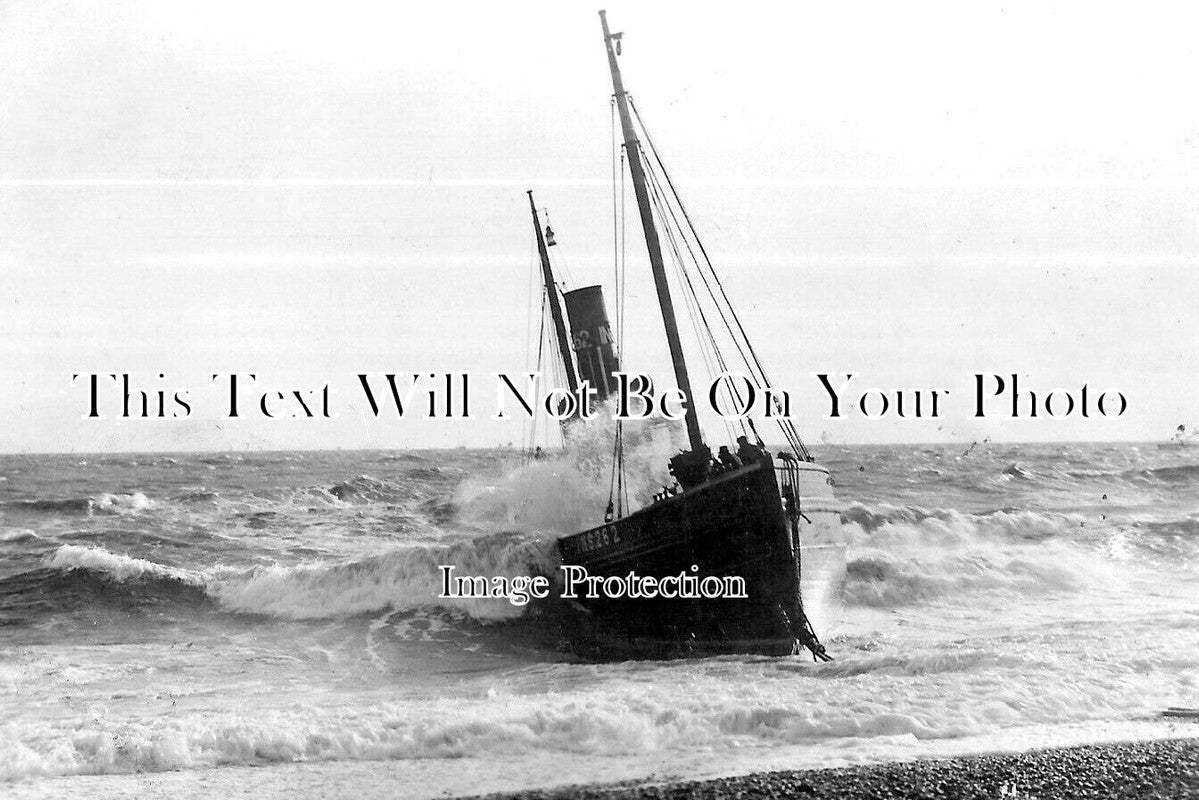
453 413 686 533
3 444 1196 788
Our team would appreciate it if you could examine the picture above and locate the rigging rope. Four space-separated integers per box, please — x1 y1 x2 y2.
525 290 549 461
611 98 621 347
641 146 752 440
522 231 541 462
606 97 630 518
629 96 812 461
619 149 627 360
523 231 539 381
642 149 744 445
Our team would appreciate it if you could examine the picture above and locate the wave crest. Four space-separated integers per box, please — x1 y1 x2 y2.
210 532 556 621
40 535 556 622
838 502 1132 607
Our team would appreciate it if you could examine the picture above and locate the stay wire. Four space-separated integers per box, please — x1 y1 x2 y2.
642 148 750 445
631 97 811 460
633 97 807 458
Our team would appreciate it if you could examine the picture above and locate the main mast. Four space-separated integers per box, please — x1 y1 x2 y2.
599 10 704 454
528 190 579 397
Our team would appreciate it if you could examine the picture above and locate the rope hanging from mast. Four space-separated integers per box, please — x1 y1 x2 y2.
628 96 813 462
523 289 549 462
606 95 630 519
601 33 820 512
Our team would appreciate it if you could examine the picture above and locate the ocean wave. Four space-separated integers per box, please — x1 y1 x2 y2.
208 532 556 621
0 492 154 518
1122 464 1199 484
35 535 556 622
374 452 429 463
0 528 39 543
171 490 220 504
842 501 1199 554
801 648 1027 678
842 550 1083 607
0 696 942 780
1 497 94 515
837 502 1141 606
0 640 1136 782
92 492 155 514
48 544 199 583
1139 514 1199 538
0 562 211 625
1060 462 1199 486
405 466 458 481
327 474 417 504
841 502 1079 543
0 677 976 780
999 462 1036 482
1 443 1193 787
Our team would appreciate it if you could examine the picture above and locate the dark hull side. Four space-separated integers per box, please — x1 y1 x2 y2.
554 460 813 658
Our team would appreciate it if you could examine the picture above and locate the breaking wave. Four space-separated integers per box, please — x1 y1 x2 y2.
48 544 191 583
0 637 1165 781
33 535 556 622
328 474 416 504
2 444 1196 786
842 502 1081 543
837 501 1185 607
842 551 1084 607
0 694 953 780
208 533 555 621
0 528 38 543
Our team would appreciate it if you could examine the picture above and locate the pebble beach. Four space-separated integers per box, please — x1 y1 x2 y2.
468 738 1199 800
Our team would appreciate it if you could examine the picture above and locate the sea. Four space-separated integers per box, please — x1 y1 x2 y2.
2 430 1197 795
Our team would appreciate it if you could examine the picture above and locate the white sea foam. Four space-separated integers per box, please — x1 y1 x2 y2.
92 492 155 514
9 444 1196 791
454 414 685 534
0 528 38 542
207 534 555 621
45 533 555 622
838 502 1139 607
48 544 199 584
2 629 1190 782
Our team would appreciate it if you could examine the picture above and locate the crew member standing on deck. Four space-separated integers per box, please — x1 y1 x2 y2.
736 435 765 465
718 445 742 470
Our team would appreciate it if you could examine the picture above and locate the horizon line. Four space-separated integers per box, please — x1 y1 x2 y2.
0 438 1184 458
5 178 1199 189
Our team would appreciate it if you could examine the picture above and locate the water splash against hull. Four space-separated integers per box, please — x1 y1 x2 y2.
1 443 1196 786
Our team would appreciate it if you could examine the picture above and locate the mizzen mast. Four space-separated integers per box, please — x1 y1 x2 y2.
527 190 579 397
599 10 704 455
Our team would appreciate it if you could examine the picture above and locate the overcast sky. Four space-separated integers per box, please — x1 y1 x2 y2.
2 1 1196 452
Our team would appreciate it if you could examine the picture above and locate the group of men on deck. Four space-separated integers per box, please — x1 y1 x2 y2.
713 435 769 474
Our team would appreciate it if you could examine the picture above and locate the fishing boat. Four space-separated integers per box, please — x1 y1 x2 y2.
545 11 846 660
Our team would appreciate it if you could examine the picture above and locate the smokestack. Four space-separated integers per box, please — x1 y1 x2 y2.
563 285 620 401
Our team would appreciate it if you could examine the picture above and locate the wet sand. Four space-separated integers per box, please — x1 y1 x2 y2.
466 738 1199 800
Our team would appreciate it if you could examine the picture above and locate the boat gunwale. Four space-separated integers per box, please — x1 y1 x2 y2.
559 457 837 547
556 461 763 545
560 457 835 543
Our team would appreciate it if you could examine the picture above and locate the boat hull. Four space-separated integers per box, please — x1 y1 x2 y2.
554 457 845 659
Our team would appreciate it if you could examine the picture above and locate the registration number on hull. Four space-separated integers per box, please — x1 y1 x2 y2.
574 524 620 554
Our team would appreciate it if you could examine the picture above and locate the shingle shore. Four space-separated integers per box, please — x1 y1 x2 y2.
463 738 1199 800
